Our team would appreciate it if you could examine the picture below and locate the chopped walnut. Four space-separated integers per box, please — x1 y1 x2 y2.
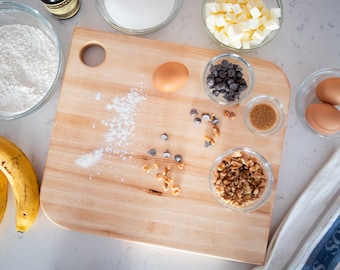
212 150 267 208
177 161 184 170
223 109 236 120
204 135 215 146
171 185 181 196
211 125 220 137
162 182 170 192
143 164 152 173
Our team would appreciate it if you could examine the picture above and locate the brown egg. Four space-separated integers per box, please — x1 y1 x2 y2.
305 103 340 135
152 62 189 93
316 78 340 105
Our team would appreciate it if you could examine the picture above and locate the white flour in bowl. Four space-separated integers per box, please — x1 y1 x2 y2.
0 24 59 116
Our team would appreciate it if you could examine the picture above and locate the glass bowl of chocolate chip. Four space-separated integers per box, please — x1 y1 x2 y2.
209 148 273 212
203 53 254 105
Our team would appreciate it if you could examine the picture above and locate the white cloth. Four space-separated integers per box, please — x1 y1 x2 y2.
253 148 340 270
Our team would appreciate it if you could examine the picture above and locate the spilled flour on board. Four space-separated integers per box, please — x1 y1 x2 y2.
75 74 147 178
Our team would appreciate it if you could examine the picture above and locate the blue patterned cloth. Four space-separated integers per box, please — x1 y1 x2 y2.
302 215 340 270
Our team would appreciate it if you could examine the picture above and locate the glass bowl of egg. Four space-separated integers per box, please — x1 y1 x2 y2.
209 147 274 212
203 53 254 105
94 0 183 35
296 68 340 139
202 0 283 52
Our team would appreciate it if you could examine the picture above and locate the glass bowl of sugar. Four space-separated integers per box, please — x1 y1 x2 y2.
0 2 63 120
94 0 183 35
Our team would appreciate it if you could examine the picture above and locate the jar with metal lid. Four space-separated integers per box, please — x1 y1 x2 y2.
41 0 80 20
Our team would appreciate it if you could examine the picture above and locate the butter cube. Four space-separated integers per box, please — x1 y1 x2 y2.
261 7 270 18
242 41 251 49
206 3 222 14
252 29 266 43
241 31 251 41
225 12 237 23
230 39 243 49
264 18 280 31
248 18 259 29
270 8 282 18
216 32 231 46
237 13 248 23
246 1 257 10
215 14 227 27
232 4 243 15
205 15 217 27
226 23 243 41
240 21 250 31
250 7 261 19
221 3 233 12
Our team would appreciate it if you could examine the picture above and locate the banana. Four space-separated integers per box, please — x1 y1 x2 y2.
0 170 8 224
0 136 40 232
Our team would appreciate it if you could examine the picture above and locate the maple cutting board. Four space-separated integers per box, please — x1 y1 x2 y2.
41 27 290 265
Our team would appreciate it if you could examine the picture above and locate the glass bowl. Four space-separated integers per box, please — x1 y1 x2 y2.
94 0 183 35
209 147 273 212
202 53 254 105
296 68 340 139
202 0 283 52
0 2 63 120
244 95 285 135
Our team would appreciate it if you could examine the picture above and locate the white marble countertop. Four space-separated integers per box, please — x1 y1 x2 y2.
0 1 339 269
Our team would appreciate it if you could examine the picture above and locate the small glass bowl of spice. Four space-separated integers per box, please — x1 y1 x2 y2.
244 95 285 135
203 53 254 105
209 148 273 212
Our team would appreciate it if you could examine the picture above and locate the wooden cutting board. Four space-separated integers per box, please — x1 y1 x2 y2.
41 27 290 265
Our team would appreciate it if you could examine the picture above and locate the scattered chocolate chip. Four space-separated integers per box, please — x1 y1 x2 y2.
174 154 182 162
163 150 171 158
194 117 201 125
190 108 198 116
160 133 168 141
202 113 210 121
148 148 156 156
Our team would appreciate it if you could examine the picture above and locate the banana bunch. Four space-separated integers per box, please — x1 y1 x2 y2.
0 136 40 232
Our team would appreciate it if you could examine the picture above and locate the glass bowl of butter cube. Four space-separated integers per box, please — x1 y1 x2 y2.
202 0 283 51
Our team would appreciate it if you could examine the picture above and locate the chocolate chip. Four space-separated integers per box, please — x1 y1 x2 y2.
206 59 248 102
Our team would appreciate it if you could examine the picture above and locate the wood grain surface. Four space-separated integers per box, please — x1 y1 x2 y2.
41 27 290 265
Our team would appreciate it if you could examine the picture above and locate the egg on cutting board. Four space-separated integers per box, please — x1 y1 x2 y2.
305 103 340 135
152 62 189 93
315 78 340 105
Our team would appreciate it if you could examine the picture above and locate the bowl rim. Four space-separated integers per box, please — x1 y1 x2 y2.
202 53 255 105
295 67 340 139
0 1 64 120
201 0 284 52
244 94 285 135
94 0 183 35
209 147 274 212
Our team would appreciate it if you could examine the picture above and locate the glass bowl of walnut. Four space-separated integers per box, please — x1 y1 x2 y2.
209 148 273 212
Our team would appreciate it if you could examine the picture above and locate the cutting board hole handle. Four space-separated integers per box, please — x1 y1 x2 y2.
80 43 106 67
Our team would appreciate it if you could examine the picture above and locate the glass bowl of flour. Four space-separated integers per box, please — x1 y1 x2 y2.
94 0 183 35
0 2 63 120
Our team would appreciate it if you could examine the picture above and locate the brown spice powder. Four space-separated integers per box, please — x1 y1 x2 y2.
250 103 277 130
